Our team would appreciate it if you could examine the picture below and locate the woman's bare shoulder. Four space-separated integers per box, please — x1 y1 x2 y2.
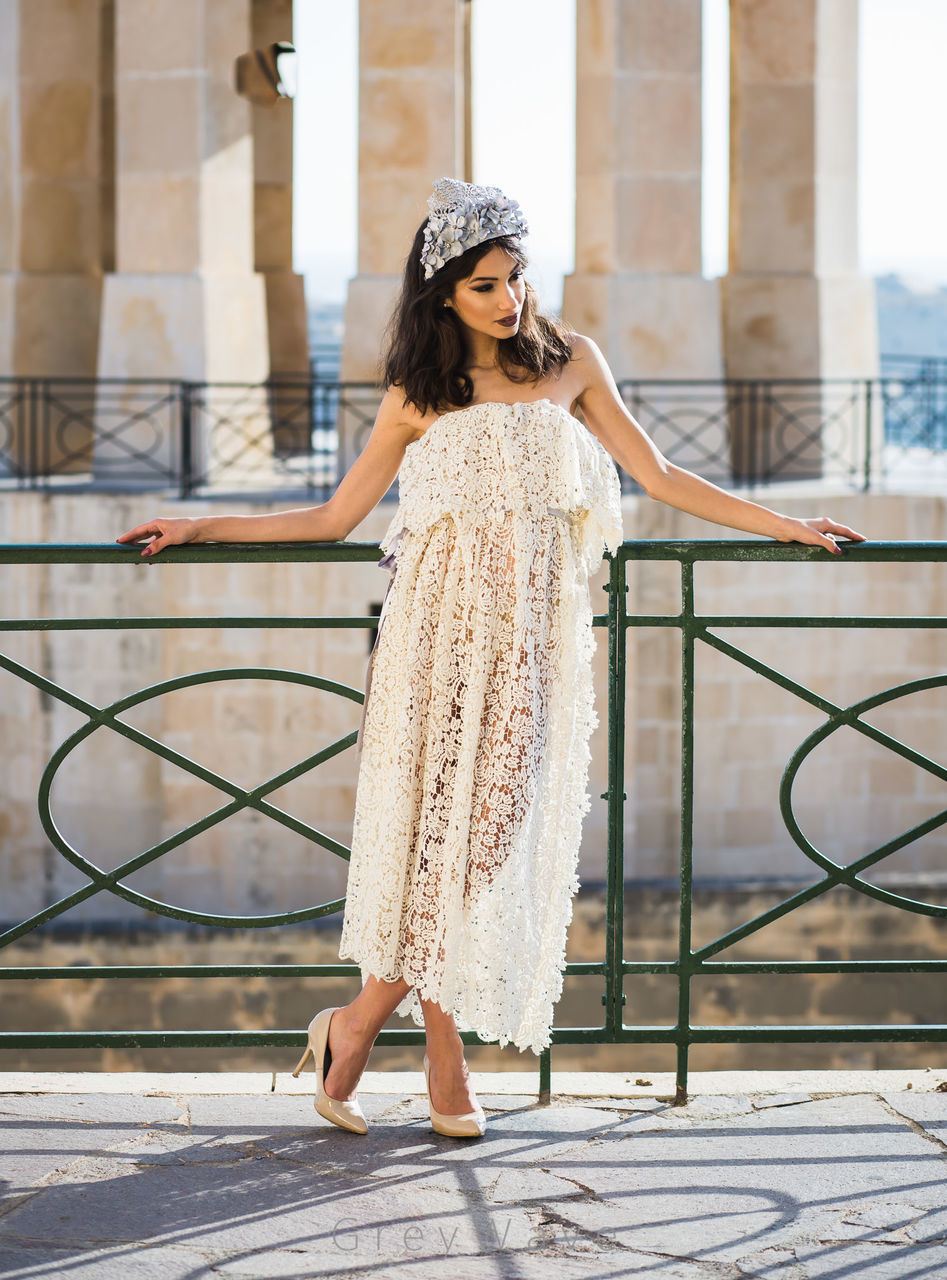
566 332 607 370
376 385 436 441
559 333 613 406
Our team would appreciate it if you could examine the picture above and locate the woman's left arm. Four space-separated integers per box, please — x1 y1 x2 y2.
572 336 866 555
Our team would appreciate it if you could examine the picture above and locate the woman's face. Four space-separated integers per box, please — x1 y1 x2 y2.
447 245 526 341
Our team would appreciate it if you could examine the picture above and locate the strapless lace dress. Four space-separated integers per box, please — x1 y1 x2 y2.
338 399 623 1053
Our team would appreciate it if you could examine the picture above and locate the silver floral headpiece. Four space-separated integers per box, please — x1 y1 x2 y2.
420 177 529 281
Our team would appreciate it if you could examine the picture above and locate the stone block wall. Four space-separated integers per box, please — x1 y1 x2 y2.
2 879 944 1074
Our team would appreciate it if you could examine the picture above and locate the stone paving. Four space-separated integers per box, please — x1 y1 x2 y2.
1 1071 946 1279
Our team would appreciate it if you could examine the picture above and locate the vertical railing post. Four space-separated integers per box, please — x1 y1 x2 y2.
179 381 194 499
676 556 696 1104
335 383 348 491
538 1047 551 1103
604 547 628 1052
863 377 873 493
26 378 36 488
761 380 772 483
923 360 934 450
305 373 317 495
32 378 42 487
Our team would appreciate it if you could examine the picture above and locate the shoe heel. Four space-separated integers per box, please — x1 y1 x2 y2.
292 1042 313 1078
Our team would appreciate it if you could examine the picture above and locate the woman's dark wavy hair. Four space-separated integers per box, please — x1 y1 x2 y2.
381 221 575 418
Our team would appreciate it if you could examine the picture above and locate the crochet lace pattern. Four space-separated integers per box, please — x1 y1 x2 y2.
338 400 623 1054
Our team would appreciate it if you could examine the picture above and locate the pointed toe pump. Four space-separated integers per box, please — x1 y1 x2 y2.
423 1054 486 1138
292 1007 368 1135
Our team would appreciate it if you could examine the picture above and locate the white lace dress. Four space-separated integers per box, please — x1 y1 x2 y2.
338 398 623 1054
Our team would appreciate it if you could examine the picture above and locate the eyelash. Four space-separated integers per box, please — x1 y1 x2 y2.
473 272 523 294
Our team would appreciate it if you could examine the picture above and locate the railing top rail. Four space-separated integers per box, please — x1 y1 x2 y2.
615 374 946 386
1 372 945 388
0 541 945 566
0 376 385 391
0 375 383 387
614 540 947 563
0 543 385 565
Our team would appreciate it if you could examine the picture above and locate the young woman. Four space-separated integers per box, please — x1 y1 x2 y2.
118 178 865 1139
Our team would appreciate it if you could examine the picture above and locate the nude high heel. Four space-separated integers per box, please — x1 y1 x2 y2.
292 1007 368 1135
423 1053 486 1138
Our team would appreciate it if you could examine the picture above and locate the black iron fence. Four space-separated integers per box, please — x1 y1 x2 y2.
1 371 945 499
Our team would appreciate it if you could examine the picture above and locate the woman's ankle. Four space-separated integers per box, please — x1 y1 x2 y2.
334 1004 383 1045
424 1028 464 1054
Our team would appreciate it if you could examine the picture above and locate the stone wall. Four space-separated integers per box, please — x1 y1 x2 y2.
0 488 944 930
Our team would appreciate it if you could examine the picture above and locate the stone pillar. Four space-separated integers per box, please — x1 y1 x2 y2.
96 0 270 484
251 0 307 379
251 0 309 455
724 0 879 479
340 0 466 405
562 0 727 477
0 0 108 474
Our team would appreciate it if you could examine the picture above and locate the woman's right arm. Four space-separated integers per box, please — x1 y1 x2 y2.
116 389 419 556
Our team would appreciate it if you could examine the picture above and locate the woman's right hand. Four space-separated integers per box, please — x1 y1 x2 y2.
116 517 201 557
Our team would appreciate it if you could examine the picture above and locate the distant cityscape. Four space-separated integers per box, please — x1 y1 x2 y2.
306 300 345 377
304 273 947 380
875 273 947 365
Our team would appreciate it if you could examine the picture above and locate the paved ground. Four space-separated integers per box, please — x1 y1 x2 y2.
1 1070 946 1279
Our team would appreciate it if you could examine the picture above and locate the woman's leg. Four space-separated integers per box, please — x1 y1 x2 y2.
421 997 481 1115
323 974 411 1101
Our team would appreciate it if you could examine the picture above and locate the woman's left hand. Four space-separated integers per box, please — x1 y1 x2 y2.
775 515 867 556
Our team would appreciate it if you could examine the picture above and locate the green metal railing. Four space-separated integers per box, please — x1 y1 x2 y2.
1 541 945 1103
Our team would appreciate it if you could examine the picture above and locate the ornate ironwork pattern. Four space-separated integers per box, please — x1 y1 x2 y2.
2 373 946 496
0 541 944 1103
33 666 361 931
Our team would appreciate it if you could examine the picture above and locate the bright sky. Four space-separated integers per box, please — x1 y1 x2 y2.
293 0 947 304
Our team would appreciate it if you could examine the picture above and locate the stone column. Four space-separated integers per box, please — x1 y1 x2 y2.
251 0 307 376
251 0 309 454
340 0 466 405
562 0 727 477
0 0 107 474
724 0 879 479
96 0 270 484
